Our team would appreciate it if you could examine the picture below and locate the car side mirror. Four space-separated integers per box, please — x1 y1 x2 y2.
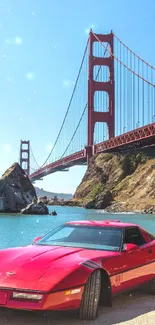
33 236 42 244
123 243 140 252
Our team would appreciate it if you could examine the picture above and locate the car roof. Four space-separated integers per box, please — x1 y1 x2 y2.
66 220 138 228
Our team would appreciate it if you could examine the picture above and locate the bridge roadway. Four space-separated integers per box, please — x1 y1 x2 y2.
29 122 155 182
0 291 154 324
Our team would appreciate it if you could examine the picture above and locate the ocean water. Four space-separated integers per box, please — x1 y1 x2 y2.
0 206 155 250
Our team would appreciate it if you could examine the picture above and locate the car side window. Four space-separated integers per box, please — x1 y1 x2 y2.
145 230 155 242
124 227 146 246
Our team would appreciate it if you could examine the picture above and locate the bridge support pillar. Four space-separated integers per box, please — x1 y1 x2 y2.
19 140 30 176
85 145 93 163
87 30 115 162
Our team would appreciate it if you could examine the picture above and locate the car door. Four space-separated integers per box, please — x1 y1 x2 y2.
119 226 155 291
106 226 155 294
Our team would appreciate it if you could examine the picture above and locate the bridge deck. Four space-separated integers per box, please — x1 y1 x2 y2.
29 122 155 181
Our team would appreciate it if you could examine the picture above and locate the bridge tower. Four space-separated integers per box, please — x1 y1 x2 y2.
86 30 115 162
19 140 30 176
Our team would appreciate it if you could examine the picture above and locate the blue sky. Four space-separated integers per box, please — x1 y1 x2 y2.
0 0 154 194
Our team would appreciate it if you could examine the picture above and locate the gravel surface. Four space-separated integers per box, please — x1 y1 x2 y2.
0 292 155 325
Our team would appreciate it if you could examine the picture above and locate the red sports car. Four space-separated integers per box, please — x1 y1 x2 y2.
0 220 155 320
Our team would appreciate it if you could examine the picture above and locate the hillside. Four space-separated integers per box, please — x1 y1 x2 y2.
73 149 155 213
35 187 72 200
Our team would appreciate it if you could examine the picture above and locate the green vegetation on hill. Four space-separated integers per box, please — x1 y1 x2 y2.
73 150 155 212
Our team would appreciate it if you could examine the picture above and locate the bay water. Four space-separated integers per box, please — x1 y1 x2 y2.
0 206 155 250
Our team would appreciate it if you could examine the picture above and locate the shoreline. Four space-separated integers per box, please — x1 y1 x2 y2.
47 199 155 215
1 199 155 215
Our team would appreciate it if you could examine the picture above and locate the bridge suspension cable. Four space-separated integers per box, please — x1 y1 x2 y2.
61 45 109 158
92 32 155 87
61 103 88 158
30 146 40 169
113 33 155 70
103 31 155 136
37 38 89 168
29 31 155 176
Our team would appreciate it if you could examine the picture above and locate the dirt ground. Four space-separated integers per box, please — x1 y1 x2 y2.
0 291 155 325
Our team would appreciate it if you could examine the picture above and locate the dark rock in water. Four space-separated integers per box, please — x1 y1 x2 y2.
143 207 155 214
21 202 49 215
51 210 57 216
0 163 37 213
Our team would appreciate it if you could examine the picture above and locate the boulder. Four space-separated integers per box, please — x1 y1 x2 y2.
0 163 37 213
51 210 57 216
21 202 49 215
143 207 155 214
37 196 48 204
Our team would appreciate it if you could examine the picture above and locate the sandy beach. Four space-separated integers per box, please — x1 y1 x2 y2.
0 291 155 325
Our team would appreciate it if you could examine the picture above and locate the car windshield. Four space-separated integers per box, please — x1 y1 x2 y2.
36 225 122 251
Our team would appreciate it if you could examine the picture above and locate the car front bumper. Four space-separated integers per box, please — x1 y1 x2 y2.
0 286 84 311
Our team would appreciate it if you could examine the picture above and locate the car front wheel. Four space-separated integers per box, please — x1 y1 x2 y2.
79 269 101 320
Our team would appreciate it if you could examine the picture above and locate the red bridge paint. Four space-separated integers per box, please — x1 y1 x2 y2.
29 122 155 181
19 30 155 182
85 31 114 162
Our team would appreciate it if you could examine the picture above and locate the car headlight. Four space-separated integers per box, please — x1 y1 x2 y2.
12 292 43 301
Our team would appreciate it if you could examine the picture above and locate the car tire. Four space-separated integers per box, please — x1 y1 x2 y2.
143 277 155 295
79 269 101 320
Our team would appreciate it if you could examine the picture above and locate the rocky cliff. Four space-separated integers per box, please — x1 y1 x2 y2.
0 163 37 212
73 151 155 213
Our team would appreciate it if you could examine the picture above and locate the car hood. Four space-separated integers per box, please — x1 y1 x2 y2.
0 245 83 279
0 245 118 291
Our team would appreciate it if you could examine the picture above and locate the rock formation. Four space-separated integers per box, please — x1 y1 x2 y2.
85 190 113 209
0 163 49 215
0 163 37 212
73 150 155 213
21 201 49 215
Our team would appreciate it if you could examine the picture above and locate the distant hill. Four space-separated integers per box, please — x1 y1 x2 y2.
35 187 72 200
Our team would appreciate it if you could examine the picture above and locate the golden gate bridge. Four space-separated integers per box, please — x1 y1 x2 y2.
19 30 155 182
